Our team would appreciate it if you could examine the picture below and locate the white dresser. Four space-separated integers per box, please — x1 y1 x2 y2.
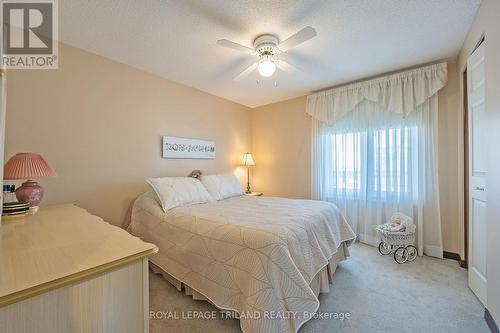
0 204 158 333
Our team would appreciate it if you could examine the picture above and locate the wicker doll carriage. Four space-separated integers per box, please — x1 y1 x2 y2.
376 213 418 264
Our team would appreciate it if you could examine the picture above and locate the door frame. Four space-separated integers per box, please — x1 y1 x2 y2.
462 68 468 269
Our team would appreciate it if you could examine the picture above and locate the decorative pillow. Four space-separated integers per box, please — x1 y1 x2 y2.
146 177 214 212
201 173 244 201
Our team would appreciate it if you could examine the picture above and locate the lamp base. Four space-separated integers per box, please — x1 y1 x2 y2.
15 180 44 207
29 206 40 214
246 167 252 194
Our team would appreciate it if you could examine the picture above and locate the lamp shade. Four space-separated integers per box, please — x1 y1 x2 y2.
4 153 56 180
241 152 256 166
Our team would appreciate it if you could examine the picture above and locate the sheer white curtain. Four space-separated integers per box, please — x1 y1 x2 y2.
308 63 447 258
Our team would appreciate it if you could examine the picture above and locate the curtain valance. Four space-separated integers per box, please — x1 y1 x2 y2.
306 62 447 126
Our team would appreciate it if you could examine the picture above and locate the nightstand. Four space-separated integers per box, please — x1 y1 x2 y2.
245 192 263 196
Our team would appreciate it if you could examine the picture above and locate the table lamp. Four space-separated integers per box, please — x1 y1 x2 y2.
3 153 56 212
241 152 256 194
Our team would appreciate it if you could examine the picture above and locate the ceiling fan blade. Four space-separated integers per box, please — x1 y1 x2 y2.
234 63 258 81
278 26 317 52
216 39 254 53
276 59 298 73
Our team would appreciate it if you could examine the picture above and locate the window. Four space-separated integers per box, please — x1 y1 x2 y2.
331 131 363 192
328 126 418 201
309 63 444 254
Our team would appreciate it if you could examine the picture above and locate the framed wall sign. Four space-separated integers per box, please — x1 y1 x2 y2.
162 136 216 159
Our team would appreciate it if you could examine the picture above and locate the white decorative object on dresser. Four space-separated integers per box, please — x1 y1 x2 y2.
0 204 158 333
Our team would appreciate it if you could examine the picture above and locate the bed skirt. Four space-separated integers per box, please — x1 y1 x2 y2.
150 241 350 310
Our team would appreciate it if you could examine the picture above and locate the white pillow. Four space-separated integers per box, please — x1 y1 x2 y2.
146 177 213 212
201 173 244 201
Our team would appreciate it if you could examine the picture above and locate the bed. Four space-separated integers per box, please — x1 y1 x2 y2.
128 191 356 333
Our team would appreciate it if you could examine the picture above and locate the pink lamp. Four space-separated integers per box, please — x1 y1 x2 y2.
4 153 56 211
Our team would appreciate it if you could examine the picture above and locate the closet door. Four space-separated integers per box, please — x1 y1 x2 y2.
467 42 487 306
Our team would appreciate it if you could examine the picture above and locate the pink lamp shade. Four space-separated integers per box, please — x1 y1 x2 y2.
3 153 56 208
4 153 56 180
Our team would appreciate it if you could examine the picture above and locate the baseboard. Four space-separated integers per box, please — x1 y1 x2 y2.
442 251 467 268
485 308 500 333
443 251 461 261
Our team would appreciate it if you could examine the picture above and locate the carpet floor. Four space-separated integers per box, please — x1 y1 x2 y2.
149 243 489 333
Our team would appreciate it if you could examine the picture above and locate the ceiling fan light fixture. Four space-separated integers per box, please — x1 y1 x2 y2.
257 57 276 77
218 27 316 81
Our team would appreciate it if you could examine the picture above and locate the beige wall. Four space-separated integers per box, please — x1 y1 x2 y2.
437 59 461 254
458 0 500 323
0 72 5 222
252 61 463 254
4 43 252 227
252 96 310 199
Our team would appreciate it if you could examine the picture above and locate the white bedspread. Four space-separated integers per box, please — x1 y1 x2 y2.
128 193 356 333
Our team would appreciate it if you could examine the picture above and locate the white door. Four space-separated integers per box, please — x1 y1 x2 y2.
467 42 487 306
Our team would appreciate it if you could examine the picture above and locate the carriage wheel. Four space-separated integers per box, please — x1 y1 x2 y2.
405 245 418 261
394 247 408 264
378 242 391 255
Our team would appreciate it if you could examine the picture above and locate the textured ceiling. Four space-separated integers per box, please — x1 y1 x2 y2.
59 0 481 107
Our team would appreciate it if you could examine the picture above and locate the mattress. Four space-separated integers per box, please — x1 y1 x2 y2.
128 192 356 333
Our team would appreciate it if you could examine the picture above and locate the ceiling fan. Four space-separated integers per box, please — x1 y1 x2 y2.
216 26 317 81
